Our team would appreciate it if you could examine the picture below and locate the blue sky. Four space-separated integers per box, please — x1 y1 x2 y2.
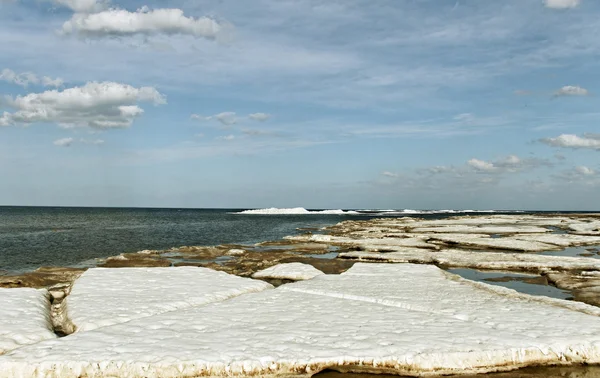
0 0 599 210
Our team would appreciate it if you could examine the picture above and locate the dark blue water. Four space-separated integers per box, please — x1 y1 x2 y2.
0 207 361 273
0 207 589 274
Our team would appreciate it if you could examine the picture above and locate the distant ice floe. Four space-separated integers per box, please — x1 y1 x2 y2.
236 207 359 215
236 207 504 215
0 288 55 355
2 264 600 377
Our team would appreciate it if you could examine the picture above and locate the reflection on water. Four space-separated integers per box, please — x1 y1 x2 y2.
540 245 600 260
447 268 572 300
314 365 600 378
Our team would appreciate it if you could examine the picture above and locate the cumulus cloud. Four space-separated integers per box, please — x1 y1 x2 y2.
576 166 596 176
62 7 224 39
467 158 496 172
53 0 108 13
467 155 549 174
554 85 589 96
53 137 74 147
249 113 271 122
0 82 165 129
53 137 105 147
382 171 399 178
544 0 581 9
0 69 63 88
541 134 600 150
201 112 237 126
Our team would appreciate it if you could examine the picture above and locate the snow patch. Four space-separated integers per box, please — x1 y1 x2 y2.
0 288 55 355
340 249 600 273
253 263 325 281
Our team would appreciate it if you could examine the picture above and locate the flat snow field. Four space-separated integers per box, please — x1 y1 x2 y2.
2 264 600 377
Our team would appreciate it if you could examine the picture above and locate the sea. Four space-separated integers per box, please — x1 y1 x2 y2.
0 206 583 274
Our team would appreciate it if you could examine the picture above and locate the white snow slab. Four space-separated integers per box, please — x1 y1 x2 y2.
0 288 55 355
286 234 437 250
64 267 273 332
429 235 561 252
3 264 600 377
409 225 549 234
514 234 600 247
569 221 600 236
339 249 600 273
253 263 324 281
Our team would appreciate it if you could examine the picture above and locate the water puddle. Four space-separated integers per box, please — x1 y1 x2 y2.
539 245 600 259
168 255 234 266
447 268 572 300
304 252 339 260
314 365 600 377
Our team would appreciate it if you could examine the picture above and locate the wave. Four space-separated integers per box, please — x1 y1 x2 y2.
236 207 359 215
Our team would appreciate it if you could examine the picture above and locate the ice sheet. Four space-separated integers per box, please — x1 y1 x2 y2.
2 264 600 377
64 267 273 332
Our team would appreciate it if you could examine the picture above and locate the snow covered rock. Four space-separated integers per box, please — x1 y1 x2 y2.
3 264 600 377
409 225 550 234
514 234 600 247
569 221 600 236
252 263 325 281
0 288 55 355
286 234 437 250
339 249 600 273
429 235 561 252
63 267 273 332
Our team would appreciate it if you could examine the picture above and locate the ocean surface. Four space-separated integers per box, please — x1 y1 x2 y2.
0 206 583 274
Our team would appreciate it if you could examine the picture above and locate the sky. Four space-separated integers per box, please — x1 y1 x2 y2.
0 0 599 210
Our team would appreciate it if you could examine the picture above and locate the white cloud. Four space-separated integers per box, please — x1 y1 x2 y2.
453 113 475 122
0 69 63 88
0 82 165 129
466 155 548 174
555 85 589 96
382 171 398 178
467 158 496 172
41 76 65 88
206 112 237 126
249 113 271 122
544 0 581 9
80 138 104 145
54 137 74 147
53 138 104 147
541 134 600 150
575 166 596 176
62 8 224 39
218 134 235 141
53 0 108 13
